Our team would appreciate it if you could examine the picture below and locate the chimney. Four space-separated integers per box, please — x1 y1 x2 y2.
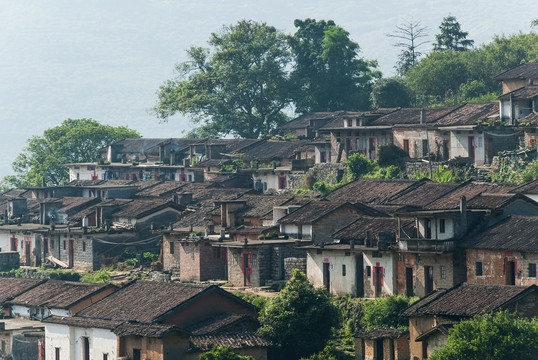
420 109 426 124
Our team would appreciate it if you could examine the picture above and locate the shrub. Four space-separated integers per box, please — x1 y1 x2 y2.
361 295 417 331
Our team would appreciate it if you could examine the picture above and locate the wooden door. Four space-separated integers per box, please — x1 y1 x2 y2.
10 236 18 251
468 136 475 162
374 267 382 297
243 253 251 286
405 267 414 297
403 139 410 155
25 239 31 265
68 240 75 268
425 265 434 294
505 260 516 285
323 262 330 292
355 254 364 297
375 339 384 360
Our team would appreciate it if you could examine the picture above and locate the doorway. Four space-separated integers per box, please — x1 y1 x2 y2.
403 139 410 155
133 349 141 360
323 262 330 292
68 239 75 268
468 136 475 162
25 239 31 265
10 236 18 251
505 260 516 285
424 266 434 294
375 339 384 360
82 337 89 360
374 267 382 297
405 267 414 297
355 255 364 297
243 253 251 286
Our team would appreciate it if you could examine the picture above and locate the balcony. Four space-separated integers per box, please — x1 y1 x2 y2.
398 238 456 253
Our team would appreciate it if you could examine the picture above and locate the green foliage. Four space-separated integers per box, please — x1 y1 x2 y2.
80 270 111 283
433 15 474 52
3 119 139 187
367 165 403 179
376 144 408 169
412 166 464 182
35 268 81 281
346 153 376 180
331 295 364 353
232 291 269 310
313 180 347 195
200 346 254 360
120 249 159 265
300 342 352 360
154 20 291 138
430 311 538 360
370 78 411 108
522 159 538 182
288 18 380 112
258 270 338 359
361 295 417 331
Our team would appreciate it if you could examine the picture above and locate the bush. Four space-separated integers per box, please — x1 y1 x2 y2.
361 295 417 331
346 153 375 180
80 270 111 283
200 346 254 360
376 144 407 169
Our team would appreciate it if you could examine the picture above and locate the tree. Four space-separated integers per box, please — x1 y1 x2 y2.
346 153 375 181
433 15 474 51
200 346 254 360
154 20 291 138
361 295 416 331
387 19 429 76
288 19 381 112
257 270 338 359
370 78 411 108
4 119 140 187
430 311 538 360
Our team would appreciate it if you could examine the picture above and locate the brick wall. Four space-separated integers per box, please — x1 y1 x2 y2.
163 233 181 271
312 209 360 244
284 257 306 279
0 252 20 271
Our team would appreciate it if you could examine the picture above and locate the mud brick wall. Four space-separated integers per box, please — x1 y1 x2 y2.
0 252 19 271
284 257 306 279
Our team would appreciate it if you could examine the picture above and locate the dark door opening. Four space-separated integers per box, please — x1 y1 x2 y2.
355 254 364 297
403 139 410 155
375 339 384 360
422 139 429 157
505 260 516 285
405 267 414 297
425 265 434 294
422 340 428 359
468 136 475 162
25 240 31 265
425 219 432 239
369 138 377 160
68 240 75 268
323 262 330 292
374 267 382 297
443 140 449 160
82 337 89 360
133 349 141 360
10 237 18 251
243 253 251 286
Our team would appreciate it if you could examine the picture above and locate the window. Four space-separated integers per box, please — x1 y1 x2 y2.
529 263 537 278
347 119 353 127
342 264 346 276
55 348 61 360
440 265 446 279
103 354 108 360
439 219 446 233
475 261 483 276
169 242 174 254
366 266 371 277
82 241 86 252
63 240 66 250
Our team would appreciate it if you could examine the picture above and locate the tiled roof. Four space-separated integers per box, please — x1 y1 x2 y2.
111 200 183 219
436 103 499 127
113 322 185 338
356 329 408 339
414 323 456 342
110 138 166 157
188 333 271 352
279 112 341 130
76 281 210 322
56 197 101 216
235 140 311 162
332 217 399 242
385 181 460 208
318 109 398 130
424 182 517 210
43 315 122 330
371 106 459 126
512 180 538 194
278 202 380 224
0 278 45 304
402 283 535 318
324 178 419 205
134 181 185 199
196 138 262 154
186 313 258 335
8 280 114 309
498 85 538 100
493 62 538 81
519 112 538 125
466 193 525 209
459 216 538 251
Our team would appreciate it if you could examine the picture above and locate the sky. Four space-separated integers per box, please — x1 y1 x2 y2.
0 0 537 179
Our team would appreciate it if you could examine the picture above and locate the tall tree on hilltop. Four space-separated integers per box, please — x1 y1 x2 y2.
288 18 381 113
387 19 429 76
2 119 140 188
433 15 474 51
153 20 292 138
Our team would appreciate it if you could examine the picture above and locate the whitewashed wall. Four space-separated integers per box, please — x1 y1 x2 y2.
45 324 117 360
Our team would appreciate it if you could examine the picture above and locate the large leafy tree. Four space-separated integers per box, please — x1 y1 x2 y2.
370 78 411 108
288 19 381 113
430 311 538 360
433 15 474 51
200 347 254 360
154 20 292 138
257 270 338 359
4 119 139 187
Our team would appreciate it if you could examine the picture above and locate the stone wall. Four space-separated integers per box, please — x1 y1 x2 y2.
0 252 20 271
287 163 348 191
283 257 306 280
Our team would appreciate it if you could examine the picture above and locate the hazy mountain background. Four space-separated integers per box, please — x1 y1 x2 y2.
0 0 536 179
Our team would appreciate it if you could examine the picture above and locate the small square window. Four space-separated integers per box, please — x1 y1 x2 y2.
440 265 446 279
528 263 536 278
82 241 86 252
366 266 371 277
169 242 174 254
475 261 483 276
342 264 346 276
63 240 66 250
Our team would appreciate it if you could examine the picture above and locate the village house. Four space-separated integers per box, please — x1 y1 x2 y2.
402 282 538 360
278 111 342 139
305 217 398 297
6 280 115 320
460 215 538 287
43 281 268 360
355 329 410 360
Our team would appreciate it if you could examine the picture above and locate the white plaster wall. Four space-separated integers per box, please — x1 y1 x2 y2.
0 231 11 252
417 218 454 239
68 166 106 182
50 308 71 317
253 173 279 193
306 251 323 288
11 305 31 318
302 224 312 238
307 250 358 296
363 252 394 297
45 324 117 360
281 224 298 236
449 132 485 165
